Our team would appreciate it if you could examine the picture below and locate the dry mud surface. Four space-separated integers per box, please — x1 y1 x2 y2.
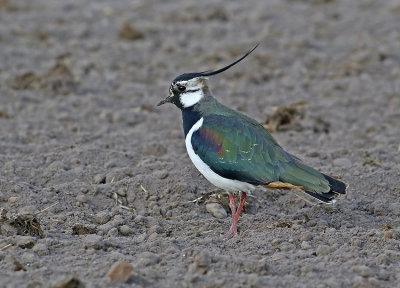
0 0 400 287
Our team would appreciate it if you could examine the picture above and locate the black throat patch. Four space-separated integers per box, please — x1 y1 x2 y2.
182 106 202 137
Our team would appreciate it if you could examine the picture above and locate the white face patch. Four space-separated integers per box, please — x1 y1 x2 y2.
180 89 204 108
175 77 206 108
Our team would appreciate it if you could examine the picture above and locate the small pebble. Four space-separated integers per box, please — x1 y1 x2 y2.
148 225 163 234
107 227 119 237
126 190 136 204
352 265 372 277
153 170 168 179
82 234 104 249
316 245 331 256
301 241 312 250
384 232 392 239
306 151 319 158
271 239 281 246
48 161 69 171
8 197 17 204
33 243 49 256
350 237 363 247
104 160 118 169
119 225 133 236
106 260 133 282
194 251 210 268
135 252 161 267
75 194 87 203
375 254 390 265
300 233 313 241
95 211 111 225
205 203 227 219
93 174 106 184
116 188 127 197
106 171 124 183
53 276 85 288
148 232 158 240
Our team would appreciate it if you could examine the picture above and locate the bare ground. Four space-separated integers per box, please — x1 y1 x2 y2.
0 0 400 287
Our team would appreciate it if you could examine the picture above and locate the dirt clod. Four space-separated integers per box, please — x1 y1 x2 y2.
10 215 44 238
106 260 133 282
9 60 76 94
72 224 96 235
53 276 85 288
263 101 307 132
118 22 144 41
10 72 41 90
205 202 227 219
12 257 27 272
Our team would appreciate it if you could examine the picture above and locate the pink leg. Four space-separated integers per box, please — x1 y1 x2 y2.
225 193 237 237
225 192 247 238
234 192 247 224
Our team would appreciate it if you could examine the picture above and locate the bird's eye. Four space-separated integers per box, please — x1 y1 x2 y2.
177 85 186 92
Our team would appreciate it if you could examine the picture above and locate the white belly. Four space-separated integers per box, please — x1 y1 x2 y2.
185 117 256 193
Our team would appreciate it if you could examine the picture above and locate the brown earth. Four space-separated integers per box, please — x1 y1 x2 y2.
0 0 400 287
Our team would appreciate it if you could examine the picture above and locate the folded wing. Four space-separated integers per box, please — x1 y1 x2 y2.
191 115 335 196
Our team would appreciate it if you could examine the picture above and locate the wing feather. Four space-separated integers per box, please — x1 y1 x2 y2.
191 114 331 193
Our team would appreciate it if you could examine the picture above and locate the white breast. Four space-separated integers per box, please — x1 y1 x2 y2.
185 117 256 193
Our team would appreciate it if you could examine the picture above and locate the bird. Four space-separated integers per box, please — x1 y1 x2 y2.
157 44 347 237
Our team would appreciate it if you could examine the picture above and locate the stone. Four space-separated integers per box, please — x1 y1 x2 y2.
352 265 372 277
300 233 313 242
205 203 227 219
375 254 390 265
106 171 125 183
384 232 392 239
316 245 331 256
94 211 111 225
33 243 49 256
8 197 17 204
75 194 87 203
194 251 210 268
53 276 85 288
153 170 168 179
119 225 133 236
93 174 106 184
301 241 312 250
104 160 118 169
148 232 158 240
82 234 104 250
4 255 26 272
135 252 161 267
106 260 133 282
107 227 119 237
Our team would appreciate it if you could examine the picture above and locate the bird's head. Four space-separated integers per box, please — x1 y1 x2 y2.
157 43 259 109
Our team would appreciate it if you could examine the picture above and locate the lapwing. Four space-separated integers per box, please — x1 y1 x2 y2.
157 44 347 237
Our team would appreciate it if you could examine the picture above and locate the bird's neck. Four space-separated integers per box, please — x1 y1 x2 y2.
182 106 202 137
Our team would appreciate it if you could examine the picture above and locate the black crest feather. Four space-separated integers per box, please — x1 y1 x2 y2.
173 43 259 82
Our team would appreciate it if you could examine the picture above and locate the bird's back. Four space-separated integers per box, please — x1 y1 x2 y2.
192 96 346 201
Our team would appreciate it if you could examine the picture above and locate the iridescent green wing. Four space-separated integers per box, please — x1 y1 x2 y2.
191 115 285 184
191 114 331 193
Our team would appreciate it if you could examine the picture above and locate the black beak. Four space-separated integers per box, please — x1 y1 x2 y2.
156 95 173 106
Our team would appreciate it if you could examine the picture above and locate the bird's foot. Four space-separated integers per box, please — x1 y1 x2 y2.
224 192 247 238
224 224 238 238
